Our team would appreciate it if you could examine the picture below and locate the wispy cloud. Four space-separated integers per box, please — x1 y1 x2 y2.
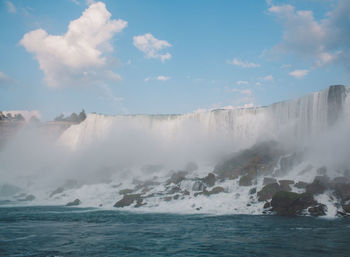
227 58 260 68
145 75 171 82
5 1 16 13
133 33 172 62
262 75 274 81
236 80 249 85
289 69 309 79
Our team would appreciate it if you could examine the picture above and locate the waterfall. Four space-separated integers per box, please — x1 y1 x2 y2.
59 85 349 151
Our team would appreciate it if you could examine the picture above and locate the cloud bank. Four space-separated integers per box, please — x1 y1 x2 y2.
20 2 127 88
268 0 350 70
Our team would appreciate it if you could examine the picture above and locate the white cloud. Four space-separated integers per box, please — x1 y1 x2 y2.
133 33 172 62
157 75 170 81
255 82 262 86
262 75 274 81
281 64 292 69
20 2 127 88
232 88 253 96
144 75 171 82
227 58 260 68
5 1 16 13
267 0 350 69
236 80 249 85
289 69 309 79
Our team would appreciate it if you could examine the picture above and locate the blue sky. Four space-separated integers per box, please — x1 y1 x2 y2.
0 0 349 120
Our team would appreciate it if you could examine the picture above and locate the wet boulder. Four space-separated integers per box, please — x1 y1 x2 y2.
114 194 142 208
342 203 350 213
214 141 284 180
192 181 206 191
308 204 327 216
119 189 134 195
263 177 277 185
249 187 257 195
295 181 308 189
257 183 281 201
279 180 294 192
202 173 216 187
263 201 272 209
167 185 181 194
203 186 225 196
306 176 329 195
334 183 350 202
66 199 81 206
166 171 188 185
271 191 316 216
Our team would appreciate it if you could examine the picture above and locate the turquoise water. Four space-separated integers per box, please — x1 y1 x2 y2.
0 206 349 256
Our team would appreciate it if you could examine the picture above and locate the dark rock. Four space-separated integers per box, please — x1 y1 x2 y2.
50 187 64 197
314 175 330 185
308 204 327 216
66 199 81 206
214 141 284 180
279 180 294 192
334 183 350 201
134 198 145 208
202 173 216 187
119 189 134 195
271 191 316 216
205 186 225 196
306 176 329 195
239 173 255 186
263 177 277 185
336 211 349 217
167 185 181 194
295 181 308 189
249 187 257 194
257 183 281 201
192 181 206 191
173 194 180 200
317 166 327 176
196 186 225 197
114 194 142 208
166 171 188 185
332 177 350 185
263 202 271 209
183 190 190 196
163 196 172 201
342 203 350 213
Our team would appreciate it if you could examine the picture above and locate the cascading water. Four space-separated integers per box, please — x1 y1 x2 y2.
1 85 350 217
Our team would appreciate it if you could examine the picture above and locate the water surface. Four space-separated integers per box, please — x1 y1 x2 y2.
0 206 349 256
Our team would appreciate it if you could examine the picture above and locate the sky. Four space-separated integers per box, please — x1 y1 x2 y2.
0 0 349 120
